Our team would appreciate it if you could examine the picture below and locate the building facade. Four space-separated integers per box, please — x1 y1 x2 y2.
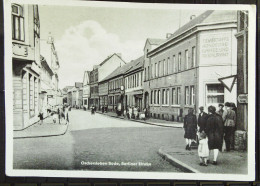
89 53 125 109
40 35 60 108
12 4 41 130
146 10 238 121
124 56 144 110
82 71 90 109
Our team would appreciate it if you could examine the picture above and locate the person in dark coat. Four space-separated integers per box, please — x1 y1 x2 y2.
198 106 208 133
183 108 197 150
205 105 224 165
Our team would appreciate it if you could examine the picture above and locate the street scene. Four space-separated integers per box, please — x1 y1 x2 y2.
8 1 253 178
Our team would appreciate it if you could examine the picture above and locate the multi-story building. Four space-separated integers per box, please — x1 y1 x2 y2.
40 35 60 107
82 71 90 109
146 10 238 121
89 53 125 109
124 56 144 110
12 4 41 130
39 55 54 117
143 38 165 110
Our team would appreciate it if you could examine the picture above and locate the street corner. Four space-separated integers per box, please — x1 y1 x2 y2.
13 120 69 139
157 146 200 173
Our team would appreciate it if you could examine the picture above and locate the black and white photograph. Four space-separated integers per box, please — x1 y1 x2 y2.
4 0 256 181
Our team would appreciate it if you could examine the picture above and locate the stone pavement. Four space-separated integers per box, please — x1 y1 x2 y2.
95 110 183 128
13 116 68 138
158 145 248 174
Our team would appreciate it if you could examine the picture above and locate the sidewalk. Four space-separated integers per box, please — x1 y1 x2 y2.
14 116 69 139
158 146 248 174
95 110 183 128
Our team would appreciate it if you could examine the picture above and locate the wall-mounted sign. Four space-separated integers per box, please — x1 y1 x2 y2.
12 43 28 57
238 94 248 104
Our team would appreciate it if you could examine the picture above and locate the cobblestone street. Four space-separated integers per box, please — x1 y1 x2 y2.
14 109 183 172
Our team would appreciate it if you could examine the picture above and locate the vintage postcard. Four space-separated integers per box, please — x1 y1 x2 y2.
4 0 256 181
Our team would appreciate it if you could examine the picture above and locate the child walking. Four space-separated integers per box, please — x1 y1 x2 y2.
198 131 209 166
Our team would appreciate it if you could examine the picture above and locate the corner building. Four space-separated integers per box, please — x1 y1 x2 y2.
146 10 238 121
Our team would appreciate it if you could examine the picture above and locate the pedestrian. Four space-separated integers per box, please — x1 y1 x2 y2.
183 108 197 150
230 102 237 150
198 106 208 133
65 105 69 124
198 131 209 166
216 103 224 117
57 107 60 124
222 102 236 152
38 112 44 125
205 105 224 165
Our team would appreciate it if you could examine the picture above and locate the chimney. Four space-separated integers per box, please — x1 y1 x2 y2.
190 15 196 20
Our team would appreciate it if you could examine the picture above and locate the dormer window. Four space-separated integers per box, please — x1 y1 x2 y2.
12 4 24 41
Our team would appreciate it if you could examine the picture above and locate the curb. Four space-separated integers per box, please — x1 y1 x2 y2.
158 147 200 173
95 111 182 128
13 115 50 131
13 123 69 139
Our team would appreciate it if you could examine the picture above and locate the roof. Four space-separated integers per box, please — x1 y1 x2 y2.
100 56 144 83
147 38 165 45
168 10 237 42
99 53 126 67
40 55 54 76
149 10 237 56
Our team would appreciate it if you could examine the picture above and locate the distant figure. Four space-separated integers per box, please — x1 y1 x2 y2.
183 108 197 150
65 106 69 124
57 108 60 124
38 112 44 125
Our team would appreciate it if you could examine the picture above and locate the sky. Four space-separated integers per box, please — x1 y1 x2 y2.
38 3 205 89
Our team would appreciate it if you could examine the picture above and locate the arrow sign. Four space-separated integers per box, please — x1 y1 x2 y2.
218 75 237 92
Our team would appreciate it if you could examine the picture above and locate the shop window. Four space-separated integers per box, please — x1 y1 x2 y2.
12 4 24 41
206 84 224 106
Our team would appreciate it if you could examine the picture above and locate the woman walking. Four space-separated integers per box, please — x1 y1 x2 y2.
205 106 224 165
183 108 197 150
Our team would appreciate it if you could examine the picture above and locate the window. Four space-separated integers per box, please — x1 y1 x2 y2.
206 84 224 106
178 53 181 72
173 55 176 73
137 73 139 87
141 71 143 85
192 47 196 68
151 91 153 104
147 66 150 80
166 89 169 105
144 68 147 81
172 88 176 105
185 50 189 69
190 86 195 105
163 59 166 75
151 64 153 78
177 87 181 105
162 89 165 104
155 63 157 77
154 90 157 104
158 90 161 105
33 5 40 37
158 61 161 77
12 4 24 41
185 86 189 105
167 57 170 75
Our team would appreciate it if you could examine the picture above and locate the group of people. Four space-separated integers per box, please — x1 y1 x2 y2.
124 106 147 120
183 102 237 166
38 104 70 125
